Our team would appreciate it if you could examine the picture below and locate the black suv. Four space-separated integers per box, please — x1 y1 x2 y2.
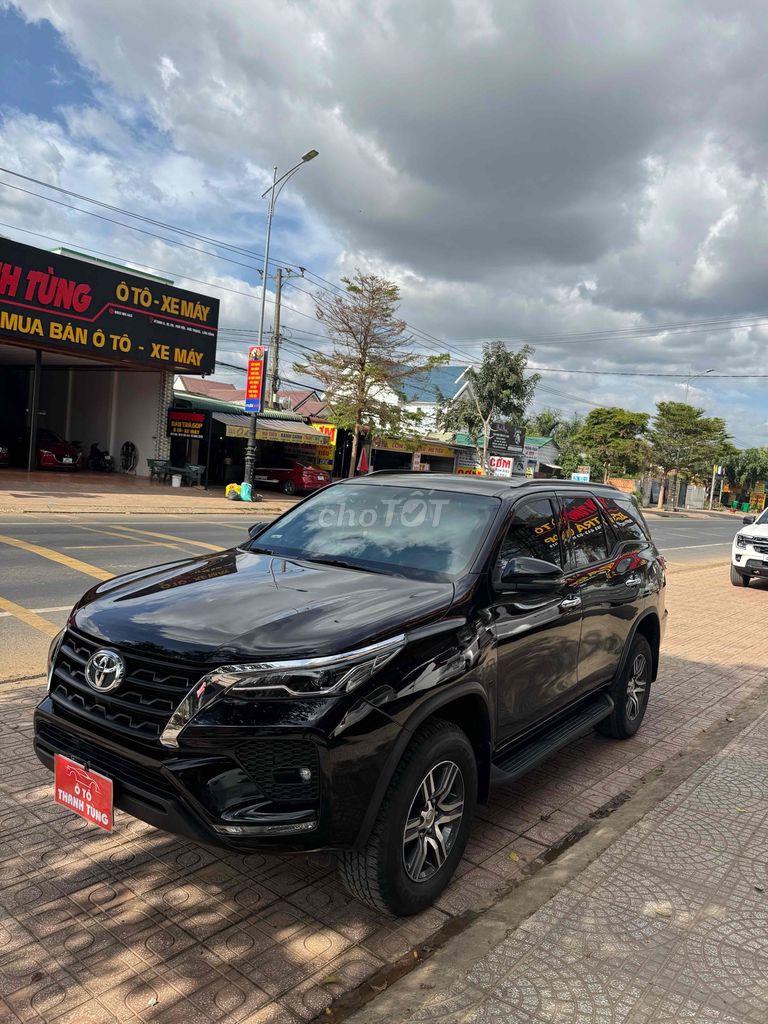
34 475 666 915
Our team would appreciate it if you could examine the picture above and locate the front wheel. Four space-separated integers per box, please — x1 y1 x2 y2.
730 565 750 587
337 719 477 915
282 479 296 495
597 635 653 739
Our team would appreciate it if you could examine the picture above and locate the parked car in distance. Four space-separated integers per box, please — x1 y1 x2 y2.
35 475 666 916
12 428 83 470
252 458 331 494
731 508 768 586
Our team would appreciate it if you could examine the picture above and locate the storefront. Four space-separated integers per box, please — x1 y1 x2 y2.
0 238 219 476
211 411 334 484
371 437 457 473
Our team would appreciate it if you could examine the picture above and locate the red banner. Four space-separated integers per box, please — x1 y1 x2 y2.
245 346 268 413
54 755 113 832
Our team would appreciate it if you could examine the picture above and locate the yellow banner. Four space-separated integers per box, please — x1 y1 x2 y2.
226 424 325 445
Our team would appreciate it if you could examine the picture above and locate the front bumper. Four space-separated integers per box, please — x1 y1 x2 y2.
34 686 401 853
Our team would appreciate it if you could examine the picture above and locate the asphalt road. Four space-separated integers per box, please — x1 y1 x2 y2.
0 511 741 682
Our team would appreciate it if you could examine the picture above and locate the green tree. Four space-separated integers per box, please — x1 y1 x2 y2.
647 401 731 509
294 271 447 476
437 341 539 469
525 408 562 438
724 447 768 495
572 407 650 482
524 408 585 477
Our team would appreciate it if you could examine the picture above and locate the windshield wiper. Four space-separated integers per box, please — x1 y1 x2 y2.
305 556 390 575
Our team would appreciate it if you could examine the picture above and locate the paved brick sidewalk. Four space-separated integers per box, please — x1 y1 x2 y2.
356 704 768 1024
0 565 766 1023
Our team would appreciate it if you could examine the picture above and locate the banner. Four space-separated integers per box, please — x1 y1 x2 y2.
488 423 525 456
0 237 218 372
245 346 268 413
167 409 207 440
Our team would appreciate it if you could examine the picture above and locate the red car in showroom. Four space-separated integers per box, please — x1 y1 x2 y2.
28 429 82 470
252 458 330 495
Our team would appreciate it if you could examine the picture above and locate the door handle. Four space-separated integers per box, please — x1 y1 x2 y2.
624 574 642 587
559 594 582 611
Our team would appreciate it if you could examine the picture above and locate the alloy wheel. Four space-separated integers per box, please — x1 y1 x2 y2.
626 653 648 721
402 760 465 883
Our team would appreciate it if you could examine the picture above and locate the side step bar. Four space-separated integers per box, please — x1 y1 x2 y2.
492 693 614 782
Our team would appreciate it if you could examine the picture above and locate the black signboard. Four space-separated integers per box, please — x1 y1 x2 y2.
488 422 524 456
0 237 218 373
167 409 207 440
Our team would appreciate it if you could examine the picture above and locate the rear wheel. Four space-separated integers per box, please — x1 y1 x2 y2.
597 635 652 739
337 719 477 915
730 565 750 587
282 479 296 495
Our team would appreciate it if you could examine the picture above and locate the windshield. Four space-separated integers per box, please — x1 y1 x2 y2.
755 508 768 526
249 482 500 579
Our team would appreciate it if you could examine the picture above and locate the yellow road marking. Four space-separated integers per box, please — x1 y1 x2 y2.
0 534 113 581
0 595 61 638
64 542 169 549
69 524 193 553
104 525 222 551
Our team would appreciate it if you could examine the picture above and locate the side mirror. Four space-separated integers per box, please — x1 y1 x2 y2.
496 556 565 593
248 521 271 540
743 515 756 525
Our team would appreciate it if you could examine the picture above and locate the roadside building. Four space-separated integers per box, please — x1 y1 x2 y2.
0 237 218 477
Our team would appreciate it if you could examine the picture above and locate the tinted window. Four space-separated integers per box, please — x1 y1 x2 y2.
560 494 610 567
498 497 562 569
597 495 650 543
251 483 500 579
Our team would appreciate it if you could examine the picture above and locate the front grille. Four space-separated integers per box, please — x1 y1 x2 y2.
50 630 201 743
36 719 174 798
236 738 320 802
750 538 768 555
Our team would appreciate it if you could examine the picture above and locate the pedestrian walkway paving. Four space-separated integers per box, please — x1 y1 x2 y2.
353 705 768 1024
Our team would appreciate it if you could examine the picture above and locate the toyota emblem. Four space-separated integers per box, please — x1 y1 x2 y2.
84 649 125 692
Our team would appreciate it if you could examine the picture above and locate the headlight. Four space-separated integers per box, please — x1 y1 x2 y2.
736 534 748 548
47 628 66 691
160 634 406 748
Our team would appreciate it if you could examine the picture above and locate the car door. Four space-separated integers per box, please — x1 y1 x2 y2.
557 490 636 695
493 493 583 743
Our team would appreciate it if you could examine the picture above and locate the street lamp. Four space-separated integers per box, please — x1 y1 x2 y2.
242 149 318 493
682 367 714 404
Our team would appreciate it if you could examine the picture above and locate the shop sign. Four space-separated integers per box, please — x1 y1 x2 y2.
488 423 524 456
313 422 338 446
225 423 327 445
455 448 483 475
373 437 413 454
411 452 422 471
0 237 218 372
245 346 268 413
419 442 455 458
571 472 590 482
488 454 513 478
167 409 207 439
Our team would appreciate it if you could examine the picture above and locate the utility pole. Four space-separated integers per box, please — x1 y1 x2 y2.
709 463 717 510
270 268 282 408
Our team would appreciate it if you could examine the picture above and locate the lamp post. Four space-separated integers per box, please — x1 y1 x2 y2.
682 367 714 404
242 149 318 493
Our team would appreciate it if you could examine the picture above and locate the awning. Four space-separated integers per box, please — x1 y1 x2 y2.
212 412 329 446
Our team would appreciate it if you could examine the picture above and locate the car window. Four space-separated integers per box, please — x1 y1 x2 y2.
498 497 562 570
559 494 610 568
597 495 651 543
250 483 500 580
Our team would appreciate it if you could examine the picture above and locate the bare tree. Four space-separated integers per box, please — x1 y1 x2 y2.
294 271 447 476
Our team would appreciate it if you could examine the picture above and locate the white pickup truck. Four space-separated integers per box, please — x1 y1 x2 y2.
731 508 768 586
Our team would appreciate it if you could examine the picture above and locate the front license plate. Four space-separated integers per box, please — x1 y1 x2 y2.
62 457 73 464
54 754 113 831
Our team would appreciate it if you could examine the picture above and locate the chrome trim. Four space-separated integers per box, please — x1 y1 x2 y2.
160 634 406 748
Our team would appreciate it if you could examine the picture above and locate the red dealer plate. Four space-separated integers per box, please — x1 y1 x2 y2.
54 755 113 832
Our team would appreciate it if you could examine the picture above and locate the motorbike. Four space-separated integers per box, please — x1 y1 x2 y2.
87 443 115 473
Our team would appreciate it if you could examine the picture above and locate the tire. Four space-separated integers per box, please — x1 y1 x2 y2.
730 565 750 587
337 719 477 916
597 635 653 740
282 479 296 495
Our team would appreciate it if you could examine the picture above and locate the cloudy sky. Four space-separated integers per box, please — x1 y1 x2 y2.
0 0 765 444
